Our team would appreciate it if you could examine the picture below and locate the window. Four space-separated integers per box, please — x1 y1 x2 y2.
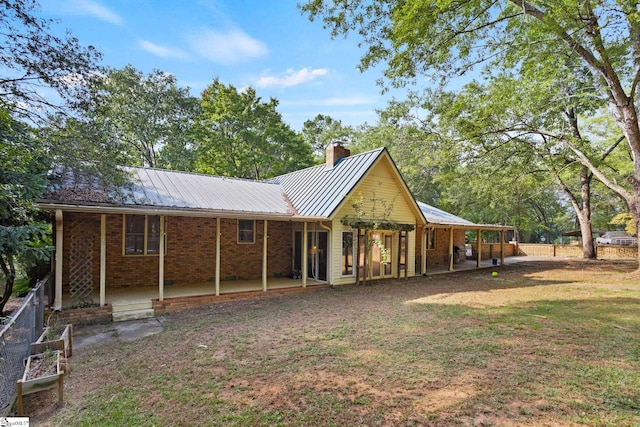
124 215 165 255
238 219 255 243
427 228 436 250
341 231 354 276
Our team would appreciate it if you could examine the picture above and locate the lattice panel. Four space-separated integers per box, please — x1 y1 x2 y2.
69 217 95 303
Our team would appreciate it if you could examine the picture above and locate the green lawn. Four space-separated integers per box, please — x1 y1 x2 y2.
37 259 640 426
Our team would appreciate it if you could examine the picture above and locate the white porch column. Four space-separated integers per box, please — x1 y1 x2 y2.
100 214 106 306
421 228 427 275
500 229 505 266
262 220 268 292
302 222 308 288
215 217 220 296
476 229 482 268
448 228 454 271
159 215 165 301
54 209 63 311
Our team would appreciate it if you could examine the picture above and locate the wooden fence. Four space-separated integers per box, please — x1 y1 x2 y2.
517 243 638 259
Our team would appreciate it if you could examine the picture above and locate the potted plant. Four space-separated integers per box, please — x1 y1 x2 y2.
16 350 64 415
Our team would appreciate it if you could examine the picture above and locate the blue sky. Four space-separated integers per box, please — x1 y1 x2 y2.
38 0 398 130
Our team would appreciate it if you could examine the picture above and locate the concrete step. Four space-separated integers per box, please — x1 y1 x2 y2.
112 308 155 322
111 300 153 313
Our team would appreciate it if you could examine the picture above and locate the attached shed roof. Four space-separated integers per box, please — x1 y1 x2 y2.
269 148 385 218
418 201 475 226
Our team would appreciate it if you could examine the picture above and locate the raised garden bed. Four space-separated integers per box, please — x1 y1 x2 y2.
16 350 64 415
30 324 73 358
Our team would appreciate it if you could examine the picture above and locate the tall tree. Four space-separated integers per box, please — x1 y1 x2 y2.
0 110 51 314
301 114 354 158
0 0 100 121
192 79 313 179
86 66 200 169
302 0 640 269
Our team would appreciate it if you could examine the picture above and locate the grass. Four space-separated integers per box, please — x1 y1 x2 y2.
31 259 640 426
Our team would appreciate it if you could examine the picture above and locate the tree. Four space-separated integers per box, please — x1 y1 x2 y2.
301 114 354 158
0 110 51 315
302 0 640 269
86 66 200 169
192 79 314 179
0 0 100 121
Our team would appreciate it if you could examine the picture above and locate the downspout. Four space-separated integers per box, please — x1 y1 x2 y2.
318 221 332 285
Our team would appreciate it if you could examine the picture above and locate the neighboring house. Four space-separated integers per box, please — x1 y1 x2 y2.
37 143 512 321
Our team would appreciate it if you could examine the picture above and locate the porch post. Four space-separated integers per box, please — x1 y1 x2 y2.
421 228 427 275
159 215 165 301
100 214 106 306
476 229 482 268
404 231 409 279
302 222 308 288
448 228 454 271
54 209 63 311
262 220 268 292
500 229 505 266
215 217 220 296
355 229 361 285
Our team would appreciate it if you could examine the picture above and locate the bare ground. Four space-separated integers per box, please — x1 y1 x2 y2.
22 258 640 426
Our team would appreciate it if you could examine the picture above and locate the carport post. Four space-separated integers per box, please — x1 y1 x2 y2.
500 229 505 266
54 209 63 311
448 228 454 271
476 229 481 268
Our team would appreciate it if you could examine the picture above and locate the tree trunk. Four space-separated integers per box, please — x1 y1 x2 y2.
578 170 596 259
0 255 16 316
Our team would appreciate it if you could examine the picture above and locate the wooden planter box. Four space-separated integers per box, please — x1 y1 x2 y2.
16 350 65 415
30 324 73 358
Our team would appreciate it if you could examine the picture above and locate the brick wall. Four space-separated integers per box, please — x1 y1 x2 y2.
53 304 112 326
425 228 466 267
63 213 296 291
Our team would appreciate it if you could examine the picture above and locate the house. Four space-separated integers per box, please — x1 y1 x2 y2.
37 143 513 321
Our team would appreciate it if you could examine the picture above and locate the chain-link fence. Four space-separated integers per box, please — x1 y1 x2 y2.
0 274 50 416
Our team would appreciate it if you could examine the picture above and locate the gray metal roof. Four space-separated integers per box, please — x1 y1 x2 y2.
128 168 293 215
417 201 475 226
44 166 294 216
269 148 385 218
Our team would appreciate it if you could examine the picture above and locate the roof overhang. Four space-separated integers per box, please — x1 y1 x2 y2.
36 201 328 222
424 222 515 231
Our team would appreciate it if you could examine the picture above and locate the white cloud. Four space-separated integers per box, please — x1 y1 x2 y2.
255 68 329 89
71 0 123 25
138 40 190 60
187 28 268 65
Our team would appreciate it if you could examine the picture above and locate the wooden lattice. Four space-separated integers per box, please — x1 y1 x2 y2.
69 218 95 304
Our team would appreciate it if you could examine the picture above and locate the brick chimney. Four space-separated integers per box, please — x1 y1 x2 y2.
325 141 350 168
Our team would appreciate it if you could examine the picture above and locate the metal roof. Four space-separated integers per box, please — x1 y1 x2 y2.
269 148 385 218
44 166 295 216
418 201 475 226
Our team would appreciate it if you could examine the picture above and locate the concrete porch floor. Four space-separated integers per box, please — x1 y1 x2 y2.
61 257 519 308
62 277 325 308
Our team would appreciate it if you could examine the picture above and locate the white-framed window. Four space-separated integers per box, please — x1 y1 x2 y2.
124 214 166 255
427 228 436 250
341 231 355 276
238 219 255 243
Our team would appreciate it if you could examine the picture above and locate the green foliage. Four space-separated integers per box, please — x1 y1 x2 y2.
0 110 52 314
86 66 200 169
0 0 100 121
609 213 636 235
301 114 354 158
192 79 314 179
